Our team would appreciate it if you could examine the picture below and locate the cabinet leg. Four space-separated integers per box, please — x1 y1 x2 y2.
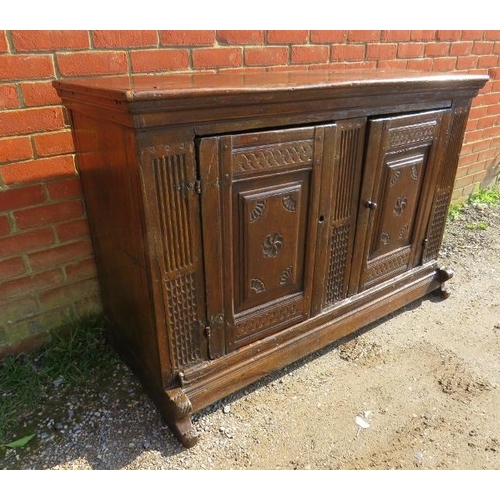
433 266 454 299
165 387 199 448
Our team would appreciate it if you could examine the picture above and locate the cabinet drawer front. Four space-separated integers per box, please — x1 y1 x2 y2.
199 126 325 352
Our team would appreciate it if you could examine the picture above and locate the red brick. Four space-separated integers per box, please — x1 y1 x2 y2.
310 31 347 43
0 256 25 281
483 125 500 138
487 104 500 116
410 31 436 41
0 184 45 212
46 176 82 200
466 118 479 132
456 55 478 70
0 136 33 164
468 106 488 119
344 61 377 70
0 107 65 136
65 258 97 282
494 42 500 55
0 31 7 52
0 268 64 300
268 31 309 44
57 51 127 77
366 43 397 60
245 47 288 66
75 295 102 316
38 277 99 308
192 48 242 69
432 57 457 71
130 49 189 72
407 59 433 71
0 228 54 259
485 31 500 40
437 31 462 41
397 43 425 58
477 55 499 68
464 129 483 142
216 31 264 45
291 45 329 64
0 85 19 109
33 131 74 157
14 199 83 229
347 30 380 42
93 30 157 48
159 30 215 46
0 215 9 236
450 42 473 56
28 240 93 271
56 218 90 242
461 31 484 41
331 44 365 61
21 82 61 107
381 31 411 42
377 60 408 69
11 30 89 51
0 54 54 81
472 138 493 153
472 41 494 54
425 43 450 57
1 156 75 185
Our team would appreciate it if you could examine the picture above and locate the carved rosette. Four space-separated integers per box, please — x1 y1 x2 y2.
262 233 284 258
393 196 408 217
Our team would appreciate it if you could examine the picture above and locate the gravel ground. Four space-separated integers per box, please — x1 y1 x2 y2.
1 202 499 470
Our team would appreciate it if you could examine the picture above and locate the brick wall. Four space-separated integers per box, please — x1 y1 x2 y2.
1 30 499 356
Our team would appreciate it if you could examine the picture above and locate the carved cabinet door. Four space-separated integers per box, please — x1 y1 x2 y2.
198 126 326 353
350 110 447 293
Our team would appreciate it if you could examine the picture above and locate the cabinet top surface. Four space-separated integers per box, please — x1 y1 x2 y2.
54 69 488 102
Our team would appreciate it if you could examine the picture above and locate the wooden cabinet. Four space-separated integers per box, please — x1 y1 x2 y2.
54 70 487 447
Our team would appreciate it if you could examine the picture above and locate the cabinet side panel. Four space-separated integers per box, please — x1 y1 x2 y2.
139 136 207 374
70 112 164 388
422 100 471 263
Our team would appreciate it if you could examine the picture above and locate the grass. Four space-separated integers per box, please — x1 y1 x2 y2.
0 313 118 444
448 185 500 221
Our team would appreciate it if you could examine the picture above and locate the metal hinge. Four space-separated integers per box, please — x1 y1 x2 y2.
194 180 201 195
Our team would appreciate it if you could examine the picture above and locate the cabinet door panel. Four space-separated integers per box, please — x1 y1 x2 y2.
199 126 324 352
351 110 445 292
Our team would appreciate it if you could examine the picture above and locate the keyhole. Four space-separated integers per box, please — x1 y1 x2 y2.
319 215 325 223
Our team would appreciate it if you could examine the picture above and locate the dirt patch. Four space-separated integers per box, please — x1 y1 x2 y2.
1 203 500 470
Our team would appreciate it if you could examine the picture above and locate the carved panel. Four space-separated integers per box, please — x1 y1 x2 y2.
165 273 201 368
237 180 307 312
153 152 201 368
233 141 313 174
389 121 437 149
423 191 451 263
325 224 350 305
322 121 365 308
234 295 303 340
153 153 194 273
370 153 426 259
365 247 411 287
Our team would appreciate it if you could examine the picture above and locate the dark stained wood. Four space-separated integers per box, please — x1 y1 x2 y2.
54 69 488 447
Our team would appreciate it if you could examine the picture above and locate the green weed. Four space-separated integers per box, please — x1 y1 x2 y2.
0 313 117 444
468 186 500 208
466 221 488 230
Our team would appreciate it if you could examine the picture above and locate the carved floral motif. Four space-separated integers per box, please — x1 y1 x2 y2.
393 196 408 216
250 278 266 294
279 266 293 285
282 195 297 212
262 233 284 258
250 201 267 222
